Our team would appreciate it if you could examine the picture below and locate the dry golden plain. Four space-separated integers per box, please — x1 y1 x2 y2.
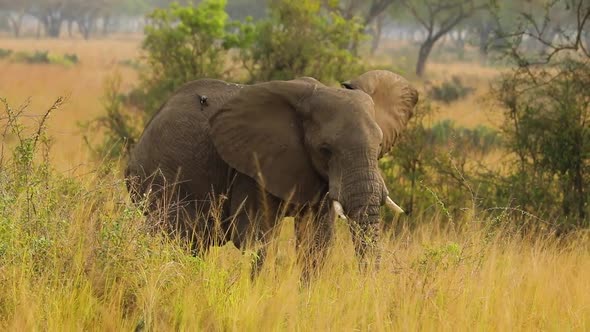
0 37 140 170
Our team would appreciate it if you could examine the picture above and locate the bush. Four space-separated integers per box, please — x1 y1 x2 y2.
80 73 142 160
0 48 12 59
493 58 590 227
11 50 79 66
380 100 502 221
12 50 50 64
429 120 501 155
428 76 474 103
48 53 79 66
118 58 144 70
136 0 232 114
229 0 365 83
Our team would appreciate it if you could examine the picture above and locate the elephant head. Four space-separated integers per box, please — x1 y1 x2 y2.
342 70 418 157
209 70 418 261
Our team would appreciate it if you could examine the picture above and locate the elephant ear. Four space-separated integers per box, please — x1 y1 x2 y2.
209 80 325 204
343 70 419 157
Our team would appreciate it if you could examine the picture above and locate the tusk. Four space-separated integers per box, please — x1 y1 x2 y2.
332 200 347 219
386 196 405 214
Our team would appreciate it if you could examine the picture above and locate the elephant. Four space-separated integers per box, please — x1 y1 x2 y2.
125 70 418 277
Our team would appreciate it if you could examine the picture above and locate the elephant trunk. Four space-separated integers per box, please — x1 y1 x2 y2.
330 158 385 266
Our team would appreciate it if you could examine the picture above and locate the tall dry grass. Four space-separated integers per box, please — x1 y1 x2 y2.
1 98 589 331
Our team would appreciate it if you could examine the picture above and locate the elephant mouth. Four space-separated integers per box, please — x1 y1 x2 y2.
332 196 403 220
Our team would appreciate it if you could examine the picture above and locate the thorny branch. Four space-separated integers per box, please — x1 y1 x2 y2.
498 0 590 67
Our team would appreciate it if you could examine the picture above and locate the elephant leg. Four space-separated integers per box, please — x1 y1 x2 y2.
295 200 334 283
154 183 205 253
226 173 281 278
137 173 216 256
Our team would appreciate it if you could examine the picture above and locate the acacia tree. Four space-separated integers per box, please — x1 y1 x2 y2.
29 0 68 37
323 0 396 54
65 0 101 39
0 0 33 37
402 0 486 76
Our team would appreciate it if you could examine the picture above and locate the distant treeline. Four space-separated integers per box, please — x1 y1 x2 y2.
2 0 588 77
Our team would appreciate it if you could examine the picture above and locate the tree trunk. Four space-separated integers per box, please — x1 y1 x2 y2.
478 21 494 58
370 14 384 56
8 13 24 38
416 39 434 77
78 18 92 40
36 20 42 39
102 14 111 35
46 22 61 38
43 17 63 38
67 20 74 37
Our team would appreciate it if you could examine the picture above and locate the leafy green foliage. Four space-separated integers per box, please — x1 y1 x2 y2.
428 76 475 103
429 120 501 155
380 100 502 221
493 59 590 227
137 0 232 114
10 50 79 66
230 0 366 83
0 97 74 272
80 73 142 160
0 48 12 59
415 242 463 273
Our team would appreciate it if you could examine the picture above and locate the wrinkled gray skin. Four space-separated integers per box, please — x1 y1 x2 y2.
126 70 418 277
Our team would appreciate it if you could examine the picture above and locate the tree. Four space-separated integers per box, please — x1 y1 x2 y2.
402 0 486 76
137 0 232 113
492 0 590 227
324 0 396 54
29 0 67 38
0 0 33 37
232 0 366 83
67 0 110 39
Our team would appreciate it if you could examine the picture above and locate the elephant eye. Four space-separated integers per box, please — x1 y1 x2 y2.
341 82 355 90
319 145 332 158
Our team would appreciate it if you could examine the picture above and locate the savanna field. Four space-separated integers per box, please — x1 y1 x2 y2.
1 32 590 332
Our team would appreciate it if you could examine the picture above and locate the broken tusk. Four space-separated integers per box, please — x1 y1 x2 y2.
386 196 405 214
333 200 347 219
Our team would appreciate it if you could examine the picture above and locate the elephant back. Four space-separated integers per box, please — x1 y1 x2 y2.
127 79 244 212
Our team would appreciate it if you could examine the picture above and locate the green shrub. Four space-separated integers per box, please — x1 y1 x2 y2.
118 58 144 70
230 0 366 83
493 59 590 227
12 50 50 64
429 120 501 155
47 53 79 66
428 76 474 103
415 242 463 273
135 0 233 114
10 50 79 66
0 48 12 59
80 73 142 160
380 100 502 222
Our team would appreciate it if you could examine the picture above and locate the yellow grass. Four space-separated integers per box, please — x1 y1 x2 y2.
2 164 589 330
2 37 588 330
